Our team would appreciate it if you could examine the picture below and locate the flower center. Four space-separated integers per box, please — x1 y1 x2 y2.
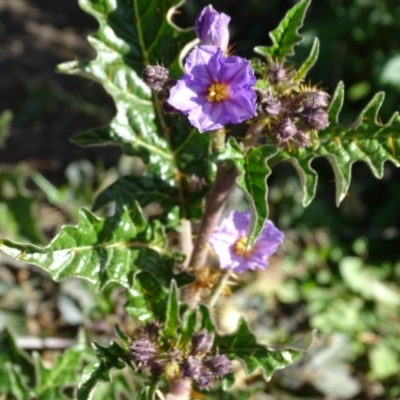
233 237 252 257
206 82 230 102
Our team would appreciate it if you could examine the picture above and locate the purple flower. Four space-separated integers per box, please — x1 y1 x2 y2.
209 210 284 273
167 46 256 132
195 5 231 51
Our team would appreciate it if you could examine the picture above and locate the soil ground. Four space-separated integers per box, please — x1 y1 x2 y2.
0 0 120 182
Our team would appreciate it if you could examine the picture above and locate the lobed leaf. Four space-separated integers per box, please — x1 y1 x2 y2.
92 173 206 226
32 333 89 400
125 271 169 322
164 281 180 340
215 318 314 387
3 363 30 400
218 138 277 247
59 0 211 217
0 329 34 397
93 175 178 214
294 37 320 82
270 81 400 206
77 341 128 400
0 192 183 290
0 164 43 244
254 0 311 60
137 384 157 400
0 329 91 400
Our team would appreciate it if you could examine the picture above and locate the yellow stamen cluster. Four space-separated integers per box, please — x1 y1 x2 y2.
233 237 252 257
206 82 230 102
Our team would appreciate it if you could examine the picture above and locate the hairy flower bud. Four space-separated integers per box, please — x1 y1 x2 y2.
191 330 214 355
204 354 232 377
145 321 161 338
268 62 287 85
195 5 230 51
194 367 214 390
149 359 167 377
181 356 203 379
293 130 311 148
142 65 170 92
276 117 297 142
301 108 329 130
301 90 330 109
259 95 283 116
131 337 156 365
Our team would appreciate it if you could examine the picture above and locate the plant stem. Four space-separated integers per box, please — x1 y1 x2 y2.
242 116 266 151
178 218 193 270
189 160 239 273
208 269 232 308
210 128 226 152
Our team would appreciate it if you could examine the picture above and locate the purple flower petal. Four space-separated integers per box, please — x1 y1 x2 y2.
195 5 231 51
184 45 217 77
168 78 206 113
216 55 256 87
209 210 284 273
167 46 256 133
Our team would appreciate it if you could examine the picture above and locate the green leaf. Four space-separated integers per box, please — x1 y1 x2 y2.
0 329 34 397
0 164 44 244
32 333 89 400
369 342 399 380
4 363 30 400
219 138 277 246
93 175 179 220
137 384 156 400
90 369 135 400
180 304 217 343
215 318 314 387
93 174 184 231
0 330 91 400
180 308 198 341
59 0 211 216
125 271 169 322
164 281 180 340
0 195 179 290
270 82 400 207
198 304 216 333
0 109 12 147
294 37 320 82
254 0 311 60
77 341 128 400
339 257 400 307
57 0 192 178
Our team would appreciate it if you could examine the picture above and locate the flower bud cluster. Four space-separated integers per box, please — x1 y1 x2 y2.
256 61 330 149
130 325 231 390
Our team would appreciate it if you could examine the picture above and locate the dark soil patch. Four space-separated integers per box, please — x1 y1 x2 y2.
0 0 121 184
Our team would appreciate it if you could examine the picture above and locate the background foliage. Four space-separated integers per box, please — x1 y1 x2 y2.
1 0 400 399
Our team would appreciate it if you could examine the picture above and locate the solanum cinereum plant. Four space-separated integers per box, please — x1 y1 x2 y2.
1 0 400 399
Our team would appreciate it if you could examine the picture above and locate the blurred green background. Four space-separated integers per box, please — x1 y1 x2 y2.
1 0 400 399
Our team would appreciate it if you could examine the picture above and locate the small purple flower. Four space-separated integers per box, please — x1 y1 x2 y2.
167 46 256 132
209 210 284 273
195 5 231 51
